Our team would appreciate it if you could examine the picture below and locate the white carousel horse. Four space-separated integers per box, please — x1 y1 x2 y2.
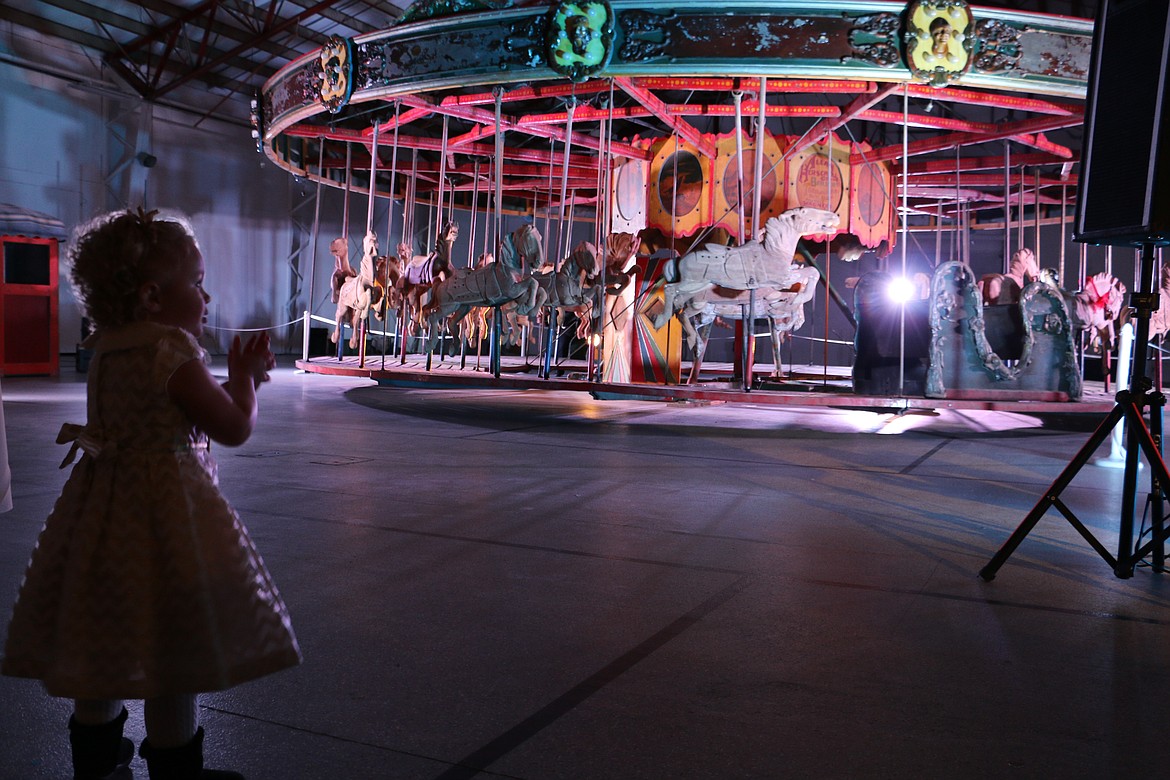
1039 268 1128 354
1071 272 1128 353
676 264 821 381
1149 265 1170 340
651 207 841 329
979 247 1040 305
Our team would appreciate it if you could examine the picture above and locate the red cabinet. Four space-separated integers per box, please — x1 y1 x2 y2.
1 235 59 376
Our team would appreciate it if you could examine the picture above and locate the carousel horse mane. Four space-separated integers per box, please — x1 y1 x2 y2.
762 207 842 257
499 223 544 272
603 232 639 294
563 240 600 278
980 247 1040 305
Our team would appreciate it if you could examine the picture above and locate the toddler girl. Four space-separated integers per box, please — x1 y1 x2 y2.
2 208 301 779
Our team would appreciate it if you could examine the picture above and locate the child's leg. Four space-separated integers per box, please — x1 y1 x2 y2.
140 694 243 779
143 693 198 748
73 698 124 725
70 698 132 778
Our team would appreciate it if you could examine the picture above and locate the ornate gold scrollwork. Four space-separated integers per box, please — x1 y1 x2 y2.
318 36 353 113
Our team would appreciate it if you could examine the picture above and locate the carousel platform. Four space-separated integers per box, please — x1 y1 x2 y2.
296 354 1118 416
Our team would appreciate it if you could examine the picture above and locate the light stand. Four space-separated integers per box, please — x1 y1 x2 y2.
979 242 1170 580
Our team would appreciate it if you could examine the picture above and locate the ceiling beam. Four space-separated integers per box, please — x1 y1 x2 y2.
904 153 1073 175
285 124 602 170
108 0 345 99
789 83 900 155
857 112 1084 165
278 0 403 33
0 5 120 54
614 77 717 158
37 0 154 38
405 94 653 161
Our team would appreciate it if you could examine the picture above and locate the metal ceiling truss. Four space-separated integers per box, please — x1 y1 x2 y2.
99 1 347 101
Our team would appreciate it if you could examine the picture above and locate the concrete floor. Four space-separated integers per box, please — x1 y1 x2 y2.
3 360 1170 779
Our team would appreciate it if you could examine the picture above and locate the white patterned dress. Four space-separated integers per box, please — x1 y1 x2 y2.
2 322 300 699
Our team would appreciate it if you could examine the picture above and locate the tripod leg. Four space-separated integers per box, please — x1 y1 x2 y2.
1122 397 1170 566
980 404 1126 581
1117 397 1144 577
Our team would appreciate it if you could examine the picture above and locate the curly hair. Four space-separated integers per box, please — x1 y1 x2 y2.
67 208 199 330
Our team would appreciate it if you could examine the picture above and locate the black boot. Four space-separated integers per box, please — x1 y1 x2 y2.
68 707 133 779
139 727 244 780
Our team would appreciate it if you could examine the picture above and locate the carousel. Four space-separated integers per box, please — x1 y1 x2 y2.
253 0 1156 413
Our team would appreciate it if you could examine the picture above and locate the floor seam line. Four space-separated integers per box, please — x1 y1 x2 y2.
433 574 755 780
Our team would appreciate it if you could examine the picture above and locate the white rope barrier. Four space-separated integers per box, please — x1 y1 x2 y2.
204 319 303 333
304 312 401 339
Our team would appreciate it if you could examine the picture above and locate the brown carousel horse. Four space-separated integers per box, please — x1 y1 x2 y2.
980 247 1041 305
331 232 401 349
398 220 459 332
459 253 496 351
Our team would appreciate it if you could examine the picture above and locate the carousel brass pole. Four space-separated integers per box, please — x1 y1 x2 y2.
401 151 418 365
359 119 380 369
464 159 482 371
338 143 354 361
492 87 504 379
1003 142 1011 274
899 84 910 395
732 90 746 243
306 139 325 363
745 77 767 390
384 101 401 369
544 98 576 379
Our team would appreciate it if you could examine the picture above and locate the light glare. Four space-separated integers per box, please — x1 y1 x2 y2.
887 276 917 304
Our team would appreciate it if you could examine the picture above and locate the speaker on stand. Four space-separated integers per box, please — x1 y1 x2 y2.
981 0 1170 580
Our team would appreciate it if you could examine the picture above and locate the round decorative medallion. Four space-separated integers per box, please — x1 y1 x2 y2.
546 0 614 82
317 36 354 113
905 0 974 88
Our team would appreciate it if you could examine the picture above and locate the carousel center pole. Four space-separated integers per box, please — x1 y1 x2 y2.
359 120 380 369
492 87 504 379
337 142 353 361
383 101 401 369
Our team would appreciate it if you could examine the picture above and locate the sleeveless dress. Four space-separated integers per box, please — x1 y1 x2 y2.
2 321 301 700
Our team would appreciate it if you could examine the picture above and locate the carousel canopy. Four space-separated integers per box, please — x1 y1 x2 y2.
254 0 1092 237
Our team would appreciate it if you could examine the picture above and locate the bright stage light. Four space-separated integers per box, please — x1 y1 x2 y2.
886 276 917 304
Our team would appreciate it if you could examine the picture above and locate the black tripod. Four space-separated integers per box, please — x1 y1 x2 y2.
980 243 1170 580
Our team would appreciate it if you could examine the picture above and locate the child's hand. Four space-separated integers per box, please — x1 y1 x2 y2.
228 333 276 389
